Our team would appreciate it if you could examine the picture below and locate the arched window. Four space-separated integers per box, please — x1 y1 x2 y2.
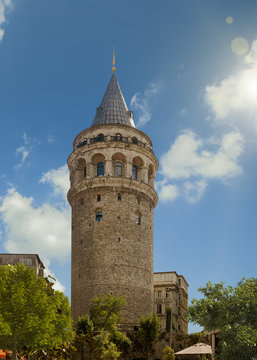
97 162 104 176
84 167 87 178
96 210 102 221
96 133 105 142
132 165 137 180
115 162 122 177
115 133 122 141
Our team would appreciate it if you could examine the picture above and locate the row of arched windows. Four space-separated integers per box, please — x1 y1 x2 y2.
95 162 137 179
73 154 155 186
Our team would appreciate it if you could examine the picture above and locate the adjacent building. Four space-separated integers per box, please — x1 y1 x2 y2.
153 271 188 334
0 253 45 277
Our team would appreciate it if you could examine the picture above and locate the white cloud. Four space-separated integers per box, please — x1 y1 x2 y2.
205 39 257 132
158 130 244 203
0 164 71 291
40 165 69 201
0 0 12 41
15 133 40 169
0 188 71 261
130 82 160 128
159 184 179 202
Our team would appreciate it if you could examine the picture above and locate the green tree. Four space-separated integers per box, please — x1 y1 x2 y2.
90 294 126 332
138 314 161 358
161 346 175 360
0 264 73 359
188 278 257 360
75 294 131 360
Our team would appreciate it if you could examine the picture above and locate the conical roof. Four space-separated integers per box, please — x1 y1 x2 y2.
91 73 135 127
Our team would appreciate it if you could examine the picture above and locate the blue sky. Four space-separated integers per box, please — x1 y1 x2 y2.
0 0 257 333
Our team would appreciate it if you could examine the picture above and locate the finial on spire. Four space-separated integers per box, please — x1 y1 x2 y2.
112 46 116 73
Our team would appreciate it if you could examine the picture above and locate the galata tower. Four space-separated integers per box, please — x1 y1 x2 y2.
67 58 158 327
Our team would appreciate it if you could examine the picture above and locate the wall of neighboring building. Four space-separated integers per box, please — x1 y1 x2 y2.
153 272 188 334
0 254 45 277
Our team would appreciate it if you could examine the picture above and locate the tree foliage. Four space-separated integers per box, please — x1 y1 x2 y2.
138 314 161 356
188 278 257 360
0 264 73 358
75 294 131 360
161 346 175 360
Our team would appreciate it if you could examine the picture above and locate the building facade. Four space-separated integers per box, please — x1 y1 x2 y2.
67 69 159 327
0 253 45 277
153 272 188 334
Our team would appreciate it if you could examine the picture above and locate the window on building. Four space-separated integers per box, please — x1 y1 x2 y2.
157 291 162 299
97 194 101 202
96 210 102 222
80 198 84 205
178 307 181 316
97 162 104 176
157 304 162 314
115 133 122 141
178 294 181 302
166 291 170 298
84 166 87 178
115 162 122 177
132 165 137 180
96 133 105 142
135 214 141 225
178 324 181 331
137 197 140 205
178 279 181 286
132 137 138 144
0 257 2 264
20 258 32 266
117 193 121 201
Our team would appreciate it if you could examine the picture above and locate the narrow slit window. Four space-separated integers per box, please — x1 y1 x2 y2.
97 194 101 202
135 214 141 225
84 166 87 178
117 193 121 201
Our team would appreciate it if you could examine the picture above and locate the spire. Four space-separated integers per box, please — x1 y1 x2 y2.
91 69 135 127
112 47 116 73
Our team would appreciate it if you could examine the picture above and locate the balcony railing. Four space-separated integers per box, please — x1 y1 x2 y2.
76 135 152 151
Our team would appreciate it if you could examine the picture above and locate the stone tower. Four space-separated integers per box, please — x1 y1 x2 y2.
67 66 158 327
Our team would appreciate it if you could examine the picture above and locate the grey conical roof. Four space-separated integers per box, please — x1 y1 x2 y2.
91 73 135 127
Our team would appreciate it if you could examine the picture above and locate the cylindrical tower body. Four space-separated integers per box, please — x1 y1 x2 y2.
68 74 158 327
